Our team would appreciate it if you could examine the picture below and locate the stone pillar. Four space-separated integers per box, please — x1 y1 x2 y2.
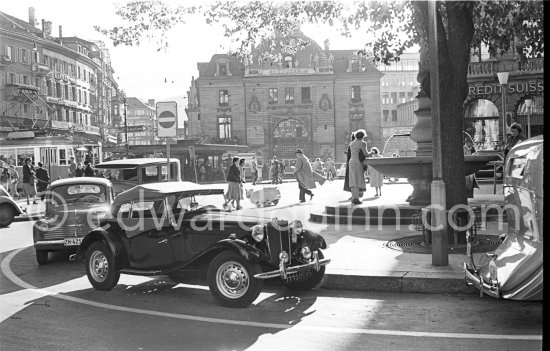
410 94 433 157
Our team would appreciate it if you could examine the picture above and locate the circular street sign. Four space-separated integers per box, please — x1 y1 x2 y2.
158 111 176 129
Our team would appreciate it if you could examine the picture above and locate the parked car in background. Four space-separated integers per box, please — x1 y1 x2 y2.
0 186 24 227
75 181 331 308
33 177 115 265
95 158 181 196
464 136 543 300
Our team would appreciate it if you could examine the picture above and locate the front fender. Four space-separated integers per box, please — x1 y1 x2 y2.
300 229 327 251
193 238 264 264
76 229 123 265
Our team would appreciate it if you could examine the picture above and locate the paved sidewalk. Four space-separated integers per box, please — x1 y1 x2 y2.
11 179 506 296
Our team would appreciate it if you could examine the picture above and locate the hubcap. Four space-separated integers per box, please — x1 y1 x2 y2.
216 261 249 299
89 250 108 282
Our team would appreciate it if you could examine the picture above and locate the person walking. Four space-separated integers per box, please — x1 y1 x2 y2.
75 162 84 177
270 158 279 184
343 132 355 195
22 158 37 205
35 162 50 201
325 157 336 181
251 156 258 185
238 158 246 199
8 165 20 199
504 122 526 158
348 129 369 204
225 157 243 210
463 140 479 198
368 147 383 197
68 156 77 177
293 149 315 203
278 160 285 184
0 162 9 191
83 160 95 177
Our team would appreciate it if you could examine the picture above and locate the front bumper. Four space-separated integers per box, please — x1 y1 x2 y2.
254 251 331 280
463 262 500 298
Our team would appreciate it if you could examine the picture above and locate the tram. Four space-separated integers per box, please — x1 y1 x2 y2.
0 134 102 180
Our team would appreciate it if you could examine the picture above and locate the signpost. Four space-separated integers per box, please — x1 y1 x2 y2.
118 125 147 133
156 101 178 180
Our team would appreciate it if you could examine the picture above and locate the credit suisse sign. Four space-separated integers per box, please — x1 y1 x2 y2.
469 80 543 96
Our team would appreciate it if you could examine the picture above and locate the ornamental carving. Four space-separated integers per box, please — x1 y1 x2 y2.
266 104 313 111
249 96 261 113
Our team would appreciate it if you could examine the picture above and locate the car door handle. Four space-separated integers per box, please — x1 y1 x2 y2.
157 239 168 244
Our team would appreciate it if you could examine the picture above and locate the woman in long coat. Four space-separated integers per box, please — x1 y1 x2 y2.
225 157 243 210
293 149 315 203
368 147 384 196
343 132 355 193
348 129 369 204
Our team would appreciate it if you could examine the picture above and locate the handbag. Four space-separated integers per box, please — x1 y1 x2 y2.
358 149 369 170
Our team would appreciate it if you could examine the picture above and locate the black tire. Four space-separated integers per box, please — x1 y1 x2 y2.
35 249 48 265
207 251 263 308
283 250 326 291
0 204 15 227
85 241 120 291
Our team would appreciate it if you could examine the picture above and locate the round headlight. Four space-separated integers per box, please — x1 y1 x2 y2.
279 251 289 263
251 225 264 242
300 246 312 259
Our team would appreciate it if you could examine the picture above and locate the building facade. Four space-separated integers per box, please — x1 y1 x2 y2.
377 51 420 156
186 32 383 166
125 97 157 146
0 8 121 146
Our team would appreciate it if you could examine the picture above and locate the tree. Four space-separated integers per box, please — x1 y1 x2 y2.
97 0 544 209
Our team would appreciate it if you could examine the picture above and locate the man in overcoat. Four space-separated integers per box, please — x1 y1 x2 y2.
293 149 315 203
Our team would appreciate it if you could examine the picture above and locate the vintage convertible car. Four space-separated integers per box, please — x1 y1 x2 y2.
464 135 543 300
33 177 114 265
75 181 330 308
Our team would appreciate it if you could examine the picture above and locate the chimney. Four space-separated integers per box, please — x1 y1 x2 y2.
59 25 63 45
324 39 330 51
28 7 36 27
42 20 52 38
148 99 155 107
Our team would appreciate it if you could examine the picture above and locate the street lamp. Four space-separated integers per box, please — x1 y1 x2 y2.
524 98 532 139
496 71 509 149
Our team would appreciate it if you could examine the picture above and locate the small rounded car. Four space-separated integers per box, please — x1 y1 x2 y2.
0 186 24 227
74 181 331 308
464 135 543 300
33 177 114 265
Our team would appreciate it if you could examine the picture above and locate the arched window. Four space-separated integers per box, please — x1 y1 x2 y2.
463 99 500 151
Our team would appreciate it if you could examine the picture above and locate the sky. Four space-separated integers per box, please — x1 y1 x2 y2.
3 0 373 114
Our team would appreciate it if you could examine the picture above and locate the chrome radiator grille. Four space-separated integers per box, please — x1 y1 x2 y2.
266 225 291 264
42 224 91 240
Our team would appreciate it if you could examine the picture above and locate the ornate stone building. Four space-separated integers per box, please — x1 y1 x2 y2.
186 32 383 166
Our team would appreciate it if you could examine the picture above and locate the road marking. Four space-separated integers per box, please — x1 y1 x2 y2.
1 248 542 341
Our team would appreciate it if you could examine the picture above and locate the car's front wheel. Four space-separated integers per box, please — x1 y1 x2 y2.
35 249 48 265
208 251 263 308
85 241 120 291
283 250 326 291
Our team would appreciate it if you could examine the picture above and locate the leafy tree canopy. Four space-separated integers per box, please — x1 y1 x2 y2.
96 1 544 64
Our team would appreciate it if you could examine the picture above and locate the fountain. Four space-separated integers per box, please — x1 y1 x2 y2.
367 95 499 206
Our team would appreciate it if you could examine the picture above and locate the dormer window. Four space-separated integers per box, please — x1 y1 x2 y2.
284 56 293 68
215 60 232 77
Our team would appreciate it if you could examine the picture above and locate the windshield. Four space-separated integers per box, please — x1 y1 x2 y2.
50 184 107 205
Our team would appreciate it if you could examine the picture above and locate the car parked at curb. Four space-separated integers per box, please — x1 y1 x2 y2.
464 135 543 300
74 181 331 308
0 186 24 227
33 177 115 265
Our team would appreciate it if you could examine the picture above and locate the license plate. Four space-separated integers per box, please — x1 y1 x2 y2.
64 238 83 246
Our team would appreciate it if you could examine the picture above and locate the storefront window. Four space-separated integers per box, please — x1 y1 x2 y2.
464 99 500 151
516 96 544 137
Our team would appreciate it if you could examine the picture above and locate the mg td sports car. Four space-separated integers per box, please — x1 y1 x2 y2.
74 181 330 308
464 135 543 300
33 177 114 265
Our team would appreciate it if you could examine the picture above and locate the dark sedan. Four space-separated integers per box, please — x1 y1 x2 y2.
75 181 330 308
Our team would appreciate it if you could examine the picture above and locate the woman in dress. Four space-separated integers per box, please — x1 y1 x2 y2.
348 129 369 204
343 132 355 194
225 157 243 210
368 147 384 197
238 158 246 199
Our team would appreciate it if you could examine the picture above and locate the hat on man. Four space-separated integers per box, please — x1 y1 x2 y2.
295 148 303 154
